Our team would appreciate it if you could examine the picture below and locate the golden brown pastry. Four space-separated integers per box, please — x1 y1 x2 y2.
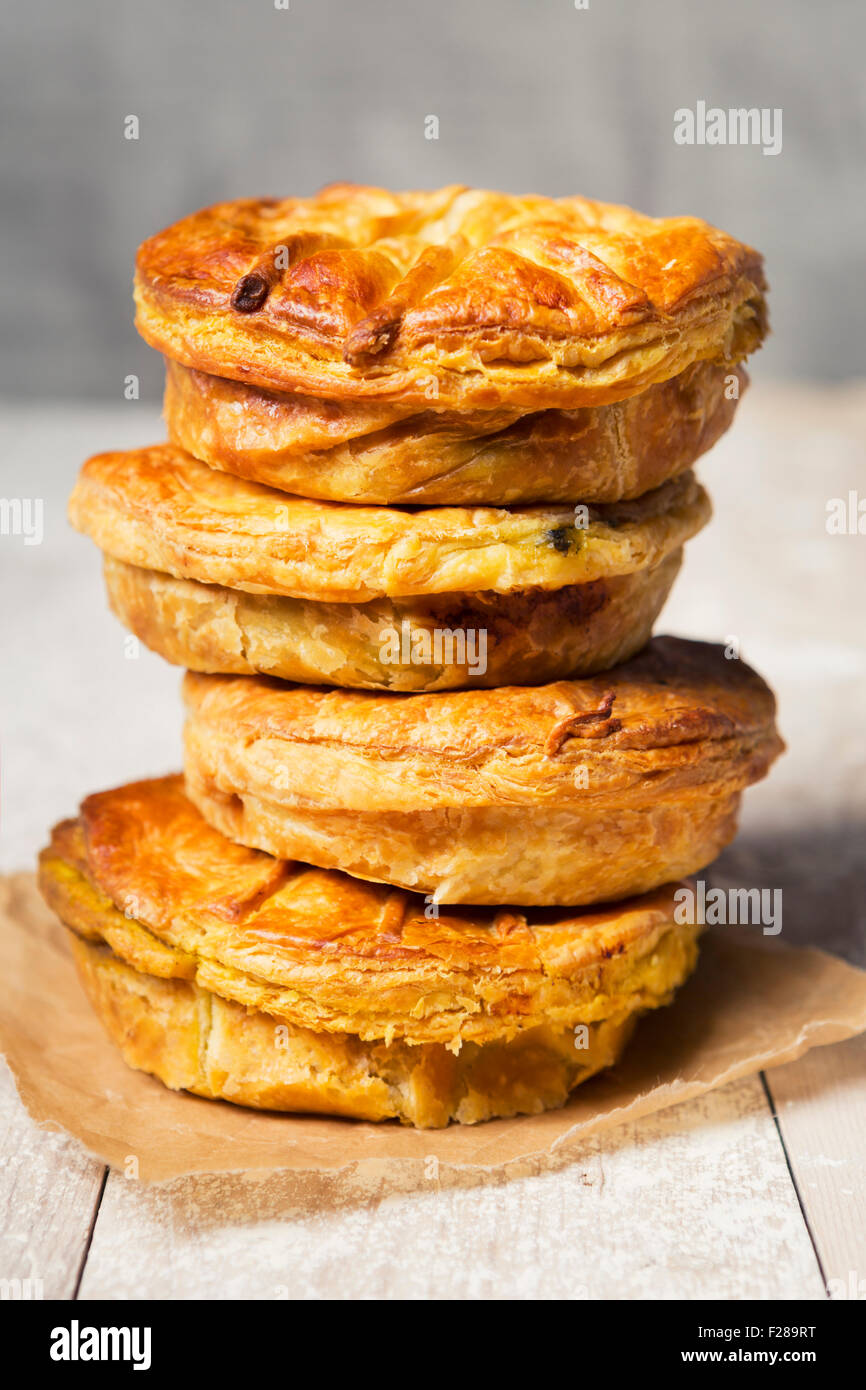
135 185 766 410
68 444 710 604
182 637 784 906
102 550 682 691
39 776 700 1126
66 935 647 1127
164 358 746 506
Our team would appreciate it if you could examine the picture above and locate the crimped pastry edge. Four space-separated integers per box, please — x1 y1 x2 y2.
69 448 711 603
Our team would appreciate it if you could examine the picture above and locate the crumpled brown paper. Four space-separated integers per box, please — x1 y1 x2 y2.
2 871 866 1185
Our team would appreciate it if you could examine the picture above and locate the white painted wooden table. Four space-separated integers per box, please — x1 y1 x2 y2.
1 384 864 1300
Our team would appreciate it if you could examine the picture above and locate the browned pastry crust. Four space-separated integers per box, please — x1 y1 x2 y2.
135 184 766 410
66 934 644 1127
102 550 682 691
164 358 746 505
38 777 700 1124
181 637 784 905
68 444 710 604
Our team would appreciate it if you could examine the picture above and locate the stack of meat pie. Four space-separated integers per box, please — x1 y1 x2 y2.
43 185 782 1127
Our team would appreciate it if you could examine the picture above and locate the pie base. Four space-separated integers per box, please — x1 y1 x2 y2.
69 933 648 1128
104 551 681 691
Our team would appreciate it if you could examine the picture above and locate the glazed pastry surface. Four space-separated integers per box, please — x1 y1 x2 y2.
68 445 710 603
135 184 766 409
66 931 650 1128
181 637 784 904
38 777 699 1050
164 358 745 505
43 781 697 1126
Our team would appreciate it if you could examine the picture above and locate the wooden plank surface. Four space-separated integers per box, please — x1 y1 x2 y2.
0 1064 105 1300
765 1037 866 1296
76 1076 823 1301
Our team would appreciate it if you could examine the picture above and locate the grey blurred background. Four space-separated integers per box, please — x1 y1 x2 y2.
2 0 865 402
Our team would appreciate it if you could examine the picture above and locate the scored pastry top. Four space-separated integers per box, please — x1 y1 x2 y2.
182 637 784 811
39 774 697 1045
135 184 767 409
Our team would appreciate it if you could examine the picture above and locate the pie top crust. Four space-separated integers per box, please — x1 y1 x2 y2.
135 184 767 409
181 637 783 811
39 774 697 1045
69 444 709 603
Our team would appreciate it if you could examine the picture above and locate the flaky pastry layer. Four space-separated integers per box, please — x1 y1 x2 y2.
135 184 766 409
103 551 682 691
69 445 709 603
164 358 745 505
182 637 784 904
68 933 648 1127
38 777 699 1051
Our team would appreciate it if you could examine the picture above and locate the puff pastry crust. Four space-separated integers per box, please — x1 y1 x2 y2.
102 551 682 691
164 358 745 506
66 935 647 1128
38 776 700 1123
69 444 709 604
135 185 766 410
182 637 784 905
